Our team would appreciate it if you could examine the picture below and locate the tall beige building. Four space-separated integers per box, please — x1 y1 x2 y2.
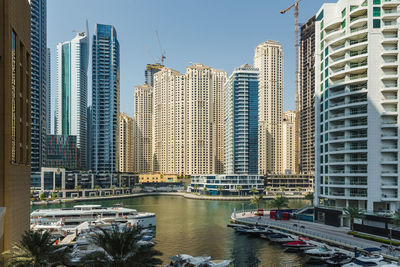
133 84 153 173
282 111 296 174
0 0 31 252
153 64 226 175
119 113 134 173
254 40 284 174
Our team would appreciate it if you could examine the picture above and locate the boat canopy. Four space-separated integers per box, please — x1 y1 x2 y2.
363 247 381 252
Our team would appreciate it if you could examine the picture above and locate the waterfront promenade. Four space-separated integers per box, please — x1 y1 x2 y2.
31 192 305 205
232 211 400 261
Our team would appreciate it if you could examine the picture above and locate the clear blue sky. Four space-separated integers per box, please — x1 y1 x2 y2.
48 0 336 122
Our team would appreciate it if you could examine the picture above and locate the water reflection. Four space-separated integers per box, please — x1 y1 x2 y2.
32 196 310 266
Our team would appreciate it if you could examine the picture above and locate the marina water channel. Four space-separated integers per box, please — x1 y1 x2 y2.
31 196 320 266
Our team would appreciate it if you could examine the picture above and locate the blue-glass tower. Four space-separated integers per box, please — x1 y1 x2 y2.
92 24 120 173
225 64 259 174
29 0 47 172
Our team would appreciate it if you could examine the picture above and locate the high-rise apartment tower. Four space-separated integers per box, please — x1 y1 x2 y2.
225 64 259 175
133 84 153 173
299 16 316 174
29 0 47 172
282 111 297 174
315 0 400 212
254 40 284 175
0 0 31 252
56 24 89 169
119 113 134 173
92 24 120 173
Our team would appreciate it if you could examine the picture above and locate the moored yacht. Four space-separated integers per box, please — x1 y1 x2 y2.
31 204 156 228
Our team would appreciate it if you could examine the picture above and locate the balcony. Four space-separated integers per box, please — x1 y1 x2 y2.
383 0 400 7
383 8 400 19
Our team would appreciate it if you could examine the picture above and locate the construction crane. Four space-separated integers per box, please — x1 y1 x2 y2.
155 30 166 65
281 0 301 174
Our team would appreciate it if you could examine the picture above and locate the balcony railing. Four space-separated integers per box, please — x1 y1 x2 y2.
350 25 368 33
350 15 368 23
350 48 368 57
350 37 368 45
350 73 367 80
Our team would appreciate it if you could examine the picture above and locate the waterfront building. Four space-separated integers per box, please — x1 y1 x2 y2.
190 175 264 196
265 174 314 194
299 16 316 175
0 0 31 251
224 64 259 175
119 113 134 173
152 64 227 175
56 24 89 169
314 0 400 212
282 111 297 174
29 0 47 173
86 106 93 170
145 63 163 87
254 40 284 175
46 48 51 134
139 173 180 184
92 24 120 173
133 84 153 173
45 135 79 170
34 168 138 196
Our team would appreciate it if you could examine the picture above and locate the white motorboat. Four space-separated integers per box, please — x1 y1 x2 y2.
342 254 387 267
267 233 295 243
305 245 336 262
31 204 156 228
165 254 231 267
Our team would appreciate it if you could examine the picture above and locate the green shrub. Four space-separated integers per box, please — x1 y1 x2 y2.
348 231 400 246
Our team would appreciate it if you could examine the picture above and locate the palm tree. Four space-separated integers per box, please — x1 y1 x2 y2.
193 184 199 194
203 187 208 195
217 185 224 196
94 185 101 196
304 192 314 205
270 195 289 220
237 185 243 196
2 230 70 267
75 185 82 198
250 194 264 210
344 207 363 231
250 187 258 195
80 225 162 267
264 186 271 196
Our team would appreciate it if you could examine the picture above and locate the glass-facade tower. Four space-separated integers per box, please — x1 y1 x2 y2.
56 24 89 169
29 0 47 172
225 64 259 174
92 24 120 173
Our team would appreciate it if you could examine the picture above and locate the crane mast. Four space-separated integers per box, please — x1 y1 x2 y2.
280 0 301 173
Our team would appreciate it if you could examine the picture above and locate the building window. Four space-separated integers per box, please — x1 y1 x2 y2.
11 30 17 164
373 7 381 16
373 19 381 28
342 8 346 18
373 0 381 4
341 20 346 29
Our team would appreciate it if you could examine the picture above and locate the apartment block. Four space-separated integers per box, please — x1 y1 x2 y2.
315 0 400 212
254 40 284 175
119 113 134 173
282 111 297 174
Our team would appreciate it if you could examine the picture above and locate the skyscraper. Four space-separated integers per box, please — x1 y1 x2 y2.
92 24 120 173
213 69 227 174
152 64 227 175
299 16 316 174
145 63 163 87
133 84 153 173
86 106 93 171
46 48 51 134
29 0 47 172
225 64 259 175
56 24 89 169
254 40 284 175
119 113 134 173
0 0 31 252
282 111 297 174
314 0 400 212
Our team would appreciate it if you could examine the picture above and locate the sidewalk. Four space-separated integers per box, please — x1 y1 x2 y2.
233 211 400 261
